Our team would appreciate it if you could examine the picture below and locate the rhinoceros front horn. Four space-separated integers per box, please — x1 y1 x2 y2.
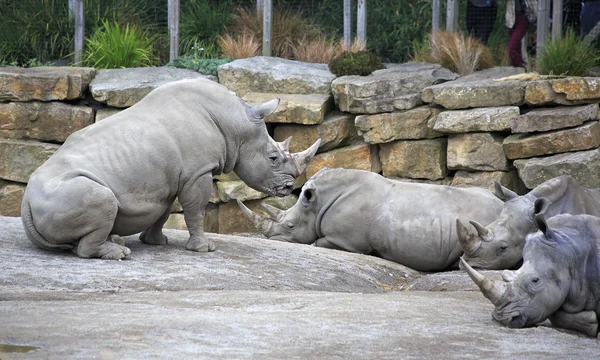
292 139 321 175
456 219 482 255
236 200 274 236
460 257 506 306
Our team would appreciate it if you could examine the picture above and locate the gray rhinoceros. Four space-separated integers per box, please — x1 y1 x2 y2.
21 78 320 260
238 168 503 271
461 213 600 338
458 176 600 270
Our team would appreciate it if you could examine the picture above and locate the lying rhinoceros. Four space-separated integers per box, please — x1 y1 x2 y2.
461 213 600 338
238 168 503 271
458 176 600 270
21 78 320 259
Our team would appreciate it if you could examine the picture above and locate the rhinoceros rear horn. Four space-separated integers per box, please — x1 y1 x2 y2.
236 200 274 236
469 220 492 242
456 219 482 255
292 139 321 175
262 203 285 222
460 257 507 306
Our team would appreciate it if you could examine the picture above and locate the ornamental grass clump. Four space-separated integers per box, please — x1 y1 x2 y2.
84 20 157 69
328 50 385 76
537 29 600 76
293 36 340 63
217 33 260 60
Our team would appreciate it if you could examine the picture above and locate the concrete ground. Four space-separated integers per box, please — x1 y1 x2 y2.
1 216 598 359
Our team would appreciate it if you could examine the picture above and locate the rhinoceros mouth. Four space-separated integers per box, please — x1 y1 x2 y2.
493 310 527 328
272 181 295 196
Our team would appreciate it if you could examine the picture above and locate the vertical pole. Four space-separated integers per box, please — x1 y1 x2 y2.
537 0 550 59
74 0 84 65
551 0 563 40
263 0 272 56
432 0 440 33
344 0 352 50
446 0 459 32
357 0 366 46
168 0 180 61
257 0 264 14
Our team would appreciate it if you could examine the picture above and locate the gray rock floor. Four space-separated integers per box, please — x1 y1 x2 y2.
1 216 598 359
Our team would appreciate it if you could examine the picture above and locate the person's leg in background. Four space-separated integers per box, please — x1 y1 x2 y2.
507 12 529 67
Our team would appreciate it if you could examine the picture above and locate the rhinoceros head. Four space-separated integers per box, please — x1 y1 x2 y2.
457 181 551 270
237 179 320 243
461 214 574 330
233 98 321 197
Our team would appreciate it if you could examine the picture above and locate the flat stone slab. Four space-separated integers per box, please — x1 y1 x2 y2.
0 138 59 183
90 67 211 107
242 92 332 125
432 106 519 133
331 62 458 114
0 66 95 101
450 170 527 195
355 106 442 144
513 104 599 133
0 180 25 216
217 179 268 202
305 143 381 179
217 56 336 96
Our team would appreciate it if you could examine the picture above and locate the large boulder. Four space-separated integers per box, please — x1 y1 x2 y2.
242 92 332 125
422 67 526 109
217 56 336 96
514 148 600 189
0 138 59 183
447 133 510 171
379 138 448 180
165 203 219 233
355 106 442 143
90 67 210 107
0 66 95 102
218 195 299 234
0 102 94 142
331 62 458 114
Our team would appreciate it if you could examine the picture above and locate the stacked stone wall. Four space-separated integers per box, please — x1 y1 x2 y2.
2 58 600 234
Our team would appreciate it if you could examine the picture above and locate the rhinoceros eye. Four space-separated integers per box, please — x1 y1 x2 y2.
268 155 278 164
531 278 539 283
496 243 508 255
285 222 294 230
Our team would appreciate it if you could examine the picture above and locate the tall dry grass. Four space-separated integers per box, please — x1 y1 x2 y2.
217 33 260 60
413 31 492 76
339 38 366 53
293 36 341 63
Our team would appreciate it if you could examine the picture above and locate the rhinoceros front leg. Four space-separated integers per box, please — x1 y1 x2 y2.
549 310 598 337
314 237 344 250
139 205 172 245
179 173 216 252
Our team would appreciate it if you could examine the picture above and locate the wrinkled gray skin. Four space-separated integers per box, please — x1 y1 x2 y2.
461 213 600 338
458 176 600 270
21 78 320 260
239 168 503 271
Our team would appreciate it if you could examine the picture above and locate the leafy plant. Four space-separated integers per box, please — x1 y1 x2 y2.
180 0 233 56
328 50 384 76
217 33 261 60
167 57 228 76
537 29 600 76
293 36 341 63
84 20 158 69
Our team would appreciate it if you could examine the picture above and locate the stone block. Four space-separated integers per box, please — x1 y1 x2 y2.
379 138 447 180
273 112 359 153
0 102 94 142
0 67 95 101
242 93 332 125
0 139 59 183
331 63 458 114
551 77 600 101
0 180 26 216
217 56 336 96
447 133 509 171
431 106 519 133
450 170 527 195
164 203 219 233
95 108 123 122
512 104 598 133
217 180 268 203
503 121 600 159
305 143 381 179
218 195 298 234
355 106 442 144
514 148 600 189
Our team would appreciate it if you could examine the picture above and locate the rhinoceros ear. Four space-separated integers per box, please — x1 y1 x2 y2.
300 187 317 208
244 98 280 123
493 181 518 201
533 197 550 216
534 213 554 241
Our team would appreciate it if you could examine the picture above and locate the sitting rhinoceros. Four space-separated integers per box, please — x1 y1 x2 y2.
458 176 600 270
238 168 503 271
461 213 600 338
21 78 320 259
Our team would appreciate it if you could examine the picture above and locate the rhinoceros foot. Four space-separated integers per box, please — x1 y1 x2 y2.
186 236 216 252
109 234 126 246
100 243 132 260
139 231 168 245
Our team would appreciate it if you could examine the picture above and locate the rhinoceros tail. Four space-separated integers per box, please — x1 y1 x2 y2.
21 200 74 252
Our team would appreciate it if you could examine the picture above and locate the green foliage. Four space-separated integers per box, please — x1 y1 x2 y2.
180 0 233 56
537 30 600 76
328 50 384 76
167 57 228 76
84 20 158 69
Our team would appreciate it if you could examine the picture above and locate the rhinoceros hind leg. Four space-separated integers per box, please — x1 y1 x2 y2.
139 207 171 245
186 235 216 252
549 310 598 337
76 229 131 260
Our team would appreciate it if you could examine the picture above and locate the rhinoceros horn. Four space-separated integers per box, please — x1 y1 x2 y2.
470 220 492 242
460 257 507 306
456 219 482 255
292 139 321 175
262 203 285 222
237 200 274 236
276 137 292 153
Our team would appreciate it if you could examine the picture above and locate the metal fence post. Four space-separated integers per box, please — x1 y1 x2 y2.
432 0 440 33
357 0 367 45
446 0 458 32
73 0 84 65
263 0 272 56
344 0 352 50
257 0 264 14
168 0 180 61
536 0 551 59
552 0 563 40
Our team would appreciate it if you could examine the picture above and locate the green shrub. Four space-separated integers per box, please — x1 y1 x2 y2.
84 20 158 69
180 0 233 55
328 50 384 76
537 30 600 76
167 57 228 76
